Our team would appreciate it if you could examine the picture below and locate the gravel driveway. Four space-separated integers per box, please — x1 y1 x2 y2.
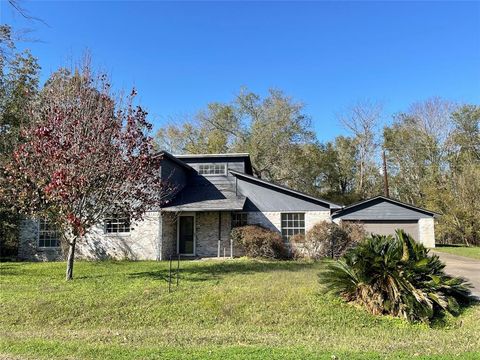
431 250 480 297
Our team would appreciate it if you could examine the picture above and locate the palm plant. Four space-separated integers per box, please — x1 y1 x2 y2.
320 230 473 323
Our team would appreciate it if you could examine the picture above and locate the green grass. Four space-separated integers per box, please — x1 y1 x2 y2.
434 246 480 260
0 259 479 359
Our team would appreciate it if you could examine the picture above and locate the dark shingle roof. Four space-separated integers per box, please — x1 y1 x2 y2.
332 195 440 219
162 182 246 212
229 170 342 210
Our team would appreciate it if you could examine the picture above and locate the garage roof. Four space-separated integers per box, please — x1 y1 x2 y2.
332 196 440 220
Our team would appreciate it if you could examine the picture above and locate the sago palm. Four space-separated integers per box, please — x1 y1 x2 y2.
319 230 472 323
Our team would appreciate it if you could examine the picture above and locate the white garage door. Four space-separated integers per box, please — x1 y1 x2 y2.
351 220 419 241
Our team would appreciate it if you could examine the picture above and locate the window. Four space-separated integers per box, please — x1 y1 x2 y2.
198 163 227 175
104 216 131 234
232 212 248 228
281 213 305 242
38 219 60 248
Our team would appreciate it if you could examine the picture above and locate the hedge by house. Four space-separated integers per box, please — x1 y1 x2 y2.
231 225 288 259
291 221 366 260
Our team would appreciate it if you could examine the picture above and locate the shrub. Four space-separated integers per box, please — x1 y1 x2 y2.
291 221 366 260
319 230 473 323
231 225 288 259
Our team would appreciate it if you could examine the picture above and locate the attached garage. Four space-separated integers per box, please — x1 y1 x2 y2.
332 196 439 248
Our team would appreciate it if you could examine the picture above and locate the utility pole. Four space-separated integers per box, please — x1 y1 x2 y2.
382 149 390 198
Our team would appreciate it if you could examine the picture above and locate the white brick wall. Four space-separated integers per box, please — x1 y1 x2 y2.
78 211 161 260
305 211 332 230
19 212 161 261
246 211 331 233
418 218 435 248
18 210 336 260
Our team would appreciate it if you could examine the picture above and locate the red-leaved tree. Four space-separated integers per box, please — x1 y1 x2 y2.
1 64 176 280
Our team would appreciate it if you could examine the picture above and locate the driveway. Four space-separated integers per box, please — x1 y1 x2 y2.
431 251 480 297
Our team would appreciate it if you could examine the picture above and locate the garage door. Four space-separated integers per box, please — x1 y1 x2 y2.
349 220 419 241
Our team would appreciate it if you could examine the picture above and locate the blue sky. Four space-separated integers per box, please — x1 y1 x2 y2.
1 1 479 142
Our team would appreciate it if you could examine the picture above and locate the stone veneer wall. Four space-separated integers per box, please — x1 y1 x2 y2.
18 212 161 261
195 211 232 257
160 211 236 259
159 212 178 260
418 218 435 248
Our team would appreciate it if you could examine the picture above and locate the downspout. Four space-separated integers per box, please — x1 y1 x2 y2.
217 211 222 258
158 212 163 261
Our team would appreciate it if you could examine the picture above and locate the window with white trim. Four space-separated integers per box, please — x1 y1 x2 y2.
198 163 227 175
231 212 248 228
104 216 131 234
281 213 305 242
38 219 60 248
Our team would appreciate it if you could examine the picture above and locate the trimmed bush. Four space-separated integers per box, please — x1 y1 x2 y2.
291 221 366 260
231 225 288 259
319 230 473 323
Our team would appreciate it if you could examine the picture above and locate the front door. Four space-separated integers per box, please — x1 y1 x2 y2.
178 216 195 255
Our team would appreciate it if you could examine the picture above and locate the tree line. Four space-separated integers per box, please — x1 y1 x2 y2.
156 91 480 246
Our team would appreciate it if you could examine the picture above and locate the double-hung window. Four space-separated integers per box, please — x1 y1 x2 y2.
104 216 131 234
281 213 305 242
198 163 227 176
231 212 248 228
38 219 60 248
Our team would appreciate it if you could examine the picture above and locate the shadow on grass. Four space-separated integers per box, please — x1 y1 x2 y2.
128 259 316 283
436 244 470 248
430 295 480 328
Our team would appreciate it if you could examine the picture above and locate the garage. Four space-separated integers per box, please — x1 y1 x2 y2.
332 196 438 248
351 220 419 240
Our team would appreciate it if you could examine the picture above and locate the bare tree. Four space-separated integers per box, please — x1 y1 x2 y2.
338 100 383 195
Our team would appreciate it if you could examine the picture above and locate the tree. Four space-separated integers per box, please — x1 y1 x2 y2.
338 100 382 196
383 99 480 245
0 24 40 256
314 136 361 204
156 88 317 191
156 102 239 154
1 64 175 279
437 105 480 246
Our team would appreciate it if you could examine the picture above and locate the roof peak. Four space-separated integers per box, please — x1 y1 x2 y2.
175 153 250 158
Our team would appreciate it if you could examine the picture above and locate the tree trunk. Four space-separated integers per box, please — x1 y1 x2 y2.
66 238 77 281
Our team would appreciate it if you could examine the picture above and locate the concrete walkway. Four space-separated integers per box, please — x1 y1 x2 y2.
431 250 480 297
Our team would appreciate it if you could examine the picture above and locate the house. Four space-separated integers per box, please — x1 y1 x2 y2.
18 153 437 261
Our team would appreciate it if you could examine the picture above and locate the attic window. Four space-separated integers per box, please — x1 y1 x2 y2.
198 163 227 175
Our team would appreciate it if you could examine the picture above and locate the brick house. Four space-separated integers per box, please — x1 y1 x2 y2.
18 153 437 261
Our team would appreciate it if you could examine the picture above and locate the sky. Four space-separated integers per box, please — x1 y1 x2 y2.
1 1 479 142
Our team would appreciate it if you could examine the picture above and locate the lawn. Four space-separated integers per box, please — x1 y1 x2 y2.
0 259 479 360
434 246 480 260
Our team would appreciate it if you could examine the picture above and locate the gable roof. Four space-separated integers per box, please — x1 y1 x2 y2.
332 195 440 219
156 151 194 171
175 153 250 159
229 170 342 210
175 153 253 175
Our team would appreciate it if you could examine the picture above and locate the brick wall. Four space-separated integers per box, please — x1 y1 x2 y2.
18 212 161 261
418 218 435 248
246 211 331 232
